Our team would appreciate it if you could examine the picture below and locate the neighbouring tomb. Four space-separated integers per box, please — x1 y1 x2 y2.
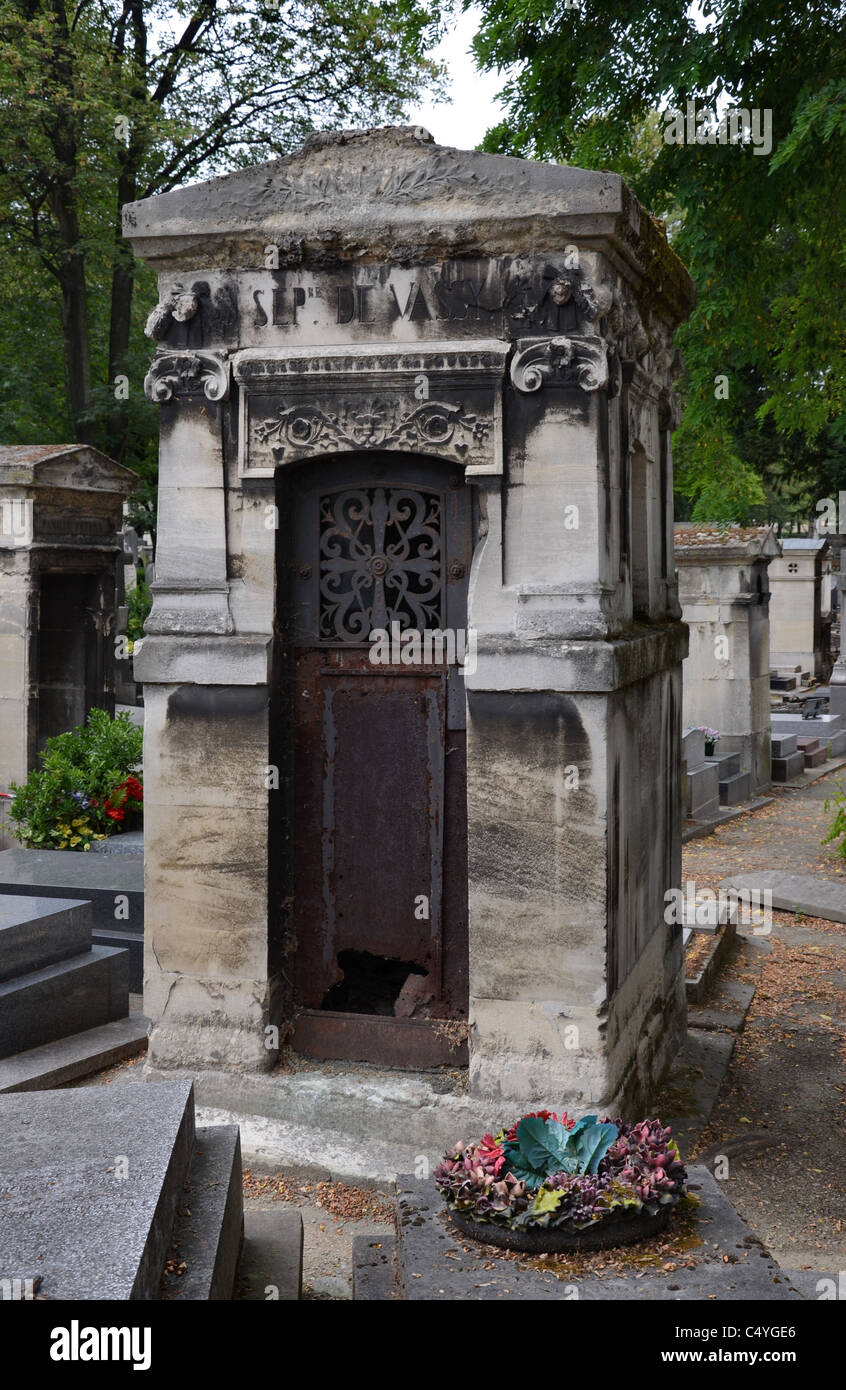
124 126 695 1111
0 445 137 843
675 524 780 794
768 536 830 680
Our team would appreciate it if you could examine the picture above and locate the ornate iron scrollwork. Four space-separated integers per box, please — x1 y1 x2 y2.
318 486 442 641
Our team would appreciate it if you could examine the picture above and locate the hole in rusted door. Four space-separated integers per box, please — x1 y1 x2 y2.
280 453 471 1068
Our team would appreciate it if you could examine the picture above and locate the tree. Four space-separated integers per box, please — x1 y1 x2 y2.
0 0 445 465
471 0 846 522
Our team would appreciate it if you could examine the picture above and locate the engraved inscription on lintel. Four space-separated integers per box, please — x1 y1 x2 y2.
146 257 600 352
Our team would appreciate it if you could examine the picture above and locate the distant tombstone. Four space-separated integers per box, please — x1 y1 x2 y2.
0 445 137 825
675 524 781 793
768 537 829 679
125 126 695 1110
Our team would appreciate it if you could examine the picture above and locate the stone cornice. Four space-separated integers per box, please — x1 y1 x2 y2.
123 128 695 327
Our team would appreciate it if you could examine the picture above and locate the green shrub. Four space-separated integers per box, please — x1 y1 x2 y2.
823 780 846 859
8 708 143 851
126 572 152 645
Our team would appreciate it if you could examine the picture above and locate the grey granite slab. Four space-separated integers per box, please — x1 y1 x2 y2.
391 1168 805 1301
0 847 143 893
89 831 144 856
235 1208 303 1302
0 1081 195 1299
0 1015 148 1093
160 1125 243 1301
352 1234 399 1300
720 871 846 923
0 895 91 982
0 944 128 1059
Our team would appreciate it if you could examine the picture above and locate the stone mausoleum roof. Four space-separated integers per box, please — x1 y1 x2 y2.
0 445 137 493
674 522 781 560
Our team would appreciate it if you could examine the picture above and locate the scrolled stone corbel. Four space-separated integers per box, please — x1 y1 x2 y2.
144 350 230 403
510 335 612 394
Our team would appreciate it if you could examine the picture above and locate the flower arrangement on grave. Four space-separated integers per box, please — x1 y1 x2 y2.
434 1112 686 1237
698 726 720 755
7 708 143 851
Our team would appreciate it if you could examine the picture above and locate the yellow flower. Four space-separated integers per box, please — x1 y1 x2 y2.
83 843 91 851
71 818 83 828
69 836 81 846
58 841 67 849
93 833 107 840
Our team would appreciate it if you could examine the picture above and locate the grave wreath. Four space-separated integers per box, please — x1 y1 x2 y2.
435 1112 687 1253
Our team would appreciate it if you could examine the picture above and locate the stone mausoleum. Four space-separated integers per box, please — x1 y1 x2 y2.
0 445 136 846
675 524 780 795
125 127 694 1118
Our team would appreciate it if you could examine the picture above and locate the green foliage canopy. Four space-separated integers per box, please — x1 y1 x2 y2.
471 0 846 522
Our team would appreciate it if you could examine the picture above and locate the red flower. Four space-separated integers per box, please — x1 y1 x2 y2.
105 806 126 821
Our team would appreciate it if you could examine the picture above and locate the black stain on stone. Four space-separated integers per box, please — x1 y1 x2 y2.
167 685 268 722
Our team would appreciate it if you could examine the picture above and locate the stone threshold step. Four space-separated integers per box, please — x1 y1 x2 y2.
160 1125 245 1300
777 753 846 787
235 1208 303 1301
682 796 773 842
0 1013 148 1093
374 1167 805 1300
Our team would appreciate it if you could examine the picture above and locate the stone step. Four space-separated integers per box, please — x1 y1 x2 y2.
771 734 798 758
352 1233 398 1300
689 796 720 823
796 736 821 752
377 1168 805 1301
0 895 92 984
718 770 751 805
772 751 806 782
160 1125 244 1300
803 746 828 767
93 926 144 991
708 751 741 778
0 1080 196 1299
235 1208 303 1301
0 847 144 987
0 945 129 1060
687 762 720 814
826 730 846 758
0 1014 149 1094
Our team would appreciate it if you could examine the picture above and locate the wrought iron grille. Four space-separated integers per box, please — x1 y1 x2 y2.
318 486 443 642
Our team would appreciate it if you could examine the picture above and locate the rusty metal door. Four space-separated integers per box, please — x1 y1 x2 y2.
288 454 471 1066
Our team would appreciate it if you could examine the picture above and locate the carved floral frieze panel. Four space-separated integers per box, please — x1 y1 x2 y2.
233 344 508 479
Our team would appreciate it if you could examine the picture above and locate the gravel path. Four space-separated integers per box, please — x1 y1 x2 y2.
683 774 846 1275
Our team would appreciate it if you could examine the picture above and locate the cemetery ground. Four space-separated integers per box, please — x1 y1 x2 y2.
71 769 846 1298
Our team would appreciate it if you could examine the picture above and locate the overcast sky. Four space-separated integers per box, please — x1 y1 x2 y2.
406 7 507 150
405 4 713 150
